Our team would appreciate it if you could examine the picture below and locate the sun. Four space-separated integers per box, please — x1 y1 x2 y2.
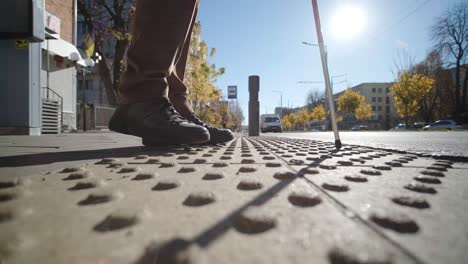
331 5 366 39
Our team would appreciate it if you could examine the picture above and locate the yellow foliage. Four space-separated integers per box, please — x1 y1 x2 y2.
337 115 344 123
391 72 434 119
311 104 326 121
355 103 372 120
282 116 292 130
337 89 365 114
288 113 298 127
298 108 310 126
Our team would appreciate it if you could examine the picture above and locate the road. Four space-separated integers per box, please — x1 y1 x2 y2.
271 131 468 158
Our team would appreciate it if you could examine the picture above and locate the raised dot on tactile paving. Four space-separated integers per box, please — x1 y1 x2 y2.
288 191 321 207
0 192 17 203
68 180 100 191
238 166 256 173
146 158 160 164
202 154 213 157
426 166 447 172
433 162 452 168
344 175 368 182
404 182 437 194
370 211 419 233
96 158 118 164
328 246 392 264
337 160 353 166
118 166 141 173
0 209 14 223
132 172 156 181
160 162 177 168
178 167 196 173
202 172 225 180
265 162 282 168
107 162 127 168
385 161 402 167
78 192 116 205
237 180 263 190
152 180 180 191
93 210 140 232
319 164 337 170
61 167 84 173
360 169 382 176
420 170 445 177
234 207 276 234
392 196 430 209
213 162 229 168
273 171 296 180
373 165 391 171
63 171 93 181
177 156 189 160
135 155 149 160
220 156 232 160
262 156 276 160
241 159 255 164
322 182 349 192
183 192 216 206
0 180 17 189
300 167 319 175
193 159 207 164
414 176 441 184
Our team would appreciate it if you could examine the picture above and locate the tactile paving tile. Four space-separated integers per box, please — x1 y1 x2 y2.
251 136 468 264
0 135 466 263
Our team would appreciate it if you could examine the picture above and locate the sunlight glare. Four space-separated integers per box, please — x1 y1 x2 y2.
331 5 366 39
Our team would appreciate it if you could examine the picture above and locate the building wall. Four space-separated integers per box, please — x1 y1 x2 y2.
46 0 74 43
335 82 398 129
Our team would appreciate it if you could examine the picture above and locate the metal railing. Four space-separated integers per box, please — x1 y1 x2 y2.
41 87 63 130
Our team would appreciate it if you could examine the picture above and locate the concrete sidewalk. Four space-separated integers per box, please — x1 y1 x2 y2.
0 132 467 263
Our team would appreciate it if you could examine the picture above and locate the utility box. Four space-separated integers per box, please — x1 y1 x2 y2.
0 0 45 42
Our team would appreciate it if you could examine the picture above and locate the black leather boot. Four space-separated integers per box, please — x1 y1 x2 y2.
185 112 234 144
109 98 210 146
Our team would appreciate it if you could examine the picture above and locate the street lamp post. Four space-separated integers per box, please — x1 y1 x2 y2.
273 90 282 117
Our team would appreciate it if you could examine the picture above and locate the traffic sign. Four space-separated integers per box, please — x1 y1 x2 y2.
228 85 237 99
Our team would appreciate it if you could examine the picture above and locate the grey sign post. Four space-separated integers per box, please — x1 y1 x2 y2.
248 76 260 136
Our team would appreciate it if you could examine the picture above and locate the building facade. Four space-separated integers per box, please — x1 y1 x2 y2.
0 0 82 135
334 82 398 130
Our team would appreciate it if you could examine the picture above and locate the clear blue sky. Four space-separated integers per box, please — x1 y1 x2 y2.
197 0 461 124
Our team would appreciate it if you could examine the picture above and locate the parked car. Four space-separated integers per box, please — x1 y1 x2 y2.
391 123 407 130
351 125 368 131
260 114 282 133
422 120 464 130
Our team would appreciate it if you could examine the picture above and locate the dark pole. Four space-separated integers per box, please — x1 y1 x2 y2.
311 0 341 149
248 76 260 136
82 68 87 132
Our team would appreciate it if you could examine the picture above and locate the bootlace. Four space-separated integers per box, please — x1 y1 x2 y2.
147 98 186 124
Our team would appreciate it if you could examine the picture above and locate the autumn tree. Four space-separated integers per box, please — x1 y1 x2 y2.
297 108 310 130
391 72 435 128
78 0 136 106
282 116 292 131
311 104 326 128
287 113 298 130
337 89 365 114
432 2 468 115
185 22 225 124
355 103 372 121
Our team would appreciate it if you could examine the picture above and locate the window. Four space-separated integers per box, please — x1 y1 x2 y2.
378 88 382 93
386 87 390 93
378 106 382 111
386 106 390 113
372 88 376 93
372 106 376 111
378 97 382 102
386 97 390 104
372 97 376 102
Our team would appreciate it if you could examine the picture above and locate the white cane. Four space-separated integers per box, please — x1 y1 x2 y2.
311 0 342 149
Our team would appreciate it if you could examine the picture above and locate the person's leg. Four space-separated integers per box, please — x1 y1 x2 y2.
109 0 210 145
167 6 234 144
120 0 199 104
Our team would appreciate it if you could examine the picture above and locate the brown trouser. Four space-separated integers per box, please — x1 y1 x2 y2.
119 0 199 116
